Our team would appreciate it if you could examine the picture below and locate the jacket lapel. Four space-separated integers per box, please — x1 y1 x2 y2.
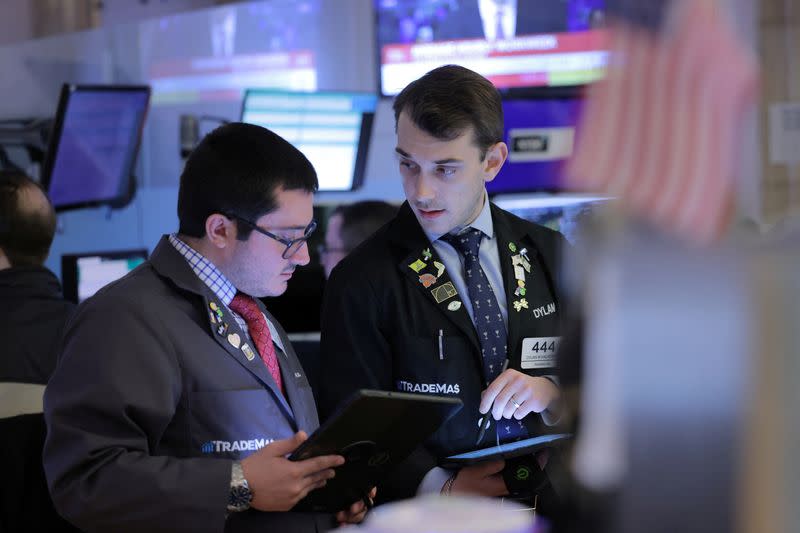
260 306 310 433
491 205 559 367
204 296 296 424
390 204 480 350
150 236 297 426
492 205 534 366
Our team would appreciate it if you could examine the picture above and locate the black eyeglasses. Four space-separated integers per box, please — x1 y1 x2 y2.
226 214 317 259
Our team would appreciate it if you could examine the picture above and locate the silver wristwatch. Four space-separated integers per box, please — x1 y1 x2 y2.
227 461 253 513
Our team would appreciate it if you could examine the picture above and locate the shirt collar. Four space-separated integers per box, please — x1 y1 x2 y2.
423 189 494 243
168 234 237 306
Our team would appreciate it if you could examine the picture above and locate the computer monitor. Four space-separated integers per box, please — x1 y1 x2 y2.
41 84 151 212
375 0 607 96
61 249 148 304
241 89 377 191
488 92 584 194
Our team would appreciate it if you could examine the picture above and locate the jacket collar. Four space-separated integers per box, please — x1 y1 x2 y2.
0 266 64 299
388 203 547 361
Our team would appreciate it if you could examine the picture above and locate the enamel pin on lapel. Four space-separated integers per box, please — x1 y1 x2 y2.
431 282 458 303
448 300 462 311
241 343 256 361
409 259 427 273
509 243 529 309
422 248 433 261
209 301 224 322
227 333 241 349
419 273 437 288
433 261 446 277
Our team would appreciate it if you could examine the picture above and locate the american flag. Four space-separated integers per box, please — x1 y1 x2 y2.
566 0 758 244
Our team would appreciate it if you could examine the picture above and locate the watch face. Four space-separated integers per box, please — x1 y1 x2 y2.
228 485 253 512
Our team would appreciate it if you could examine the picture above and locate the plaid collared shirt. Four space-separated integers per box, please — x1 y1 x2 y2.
168 234 284 352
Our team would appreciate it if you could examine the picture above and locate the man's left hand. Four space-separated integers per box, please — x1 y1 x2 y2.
335 487 377 526
480 370 559 420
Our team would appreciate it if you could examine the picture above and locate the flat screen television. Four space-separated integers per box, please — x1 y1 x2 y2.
488 92 584 194
61 249 148 303
41 84 151 212
376 0 607 96
241 89 378 191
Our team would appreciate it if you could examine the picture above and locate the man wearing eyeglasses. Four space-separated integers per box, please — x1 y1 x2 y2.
43 123 371 533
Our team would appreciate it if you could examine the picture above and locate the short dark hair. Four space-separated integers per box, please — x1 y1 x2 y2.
392 64 504 159
336 200 397 251
177 122 318 239
0 170 57 267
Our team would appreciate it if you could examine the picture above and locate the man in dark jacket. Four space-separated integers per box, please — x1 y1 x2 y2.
43 123 370 533
319 65 566 506
0 170 74 386
0 169 77 532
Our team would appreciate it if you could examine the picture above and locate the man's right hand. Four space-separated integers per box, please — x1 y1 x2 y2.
241 431 345 512
449 460 509 497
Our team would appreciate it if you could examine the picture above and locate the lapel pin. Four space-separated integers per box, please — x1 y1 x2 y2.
514 265 525 281
294 372 302 378
419 273 437 288
227 333 241 349
409 259 427 273
519 248 529 260
448 300 462 311
209 311 217 324
433 261 445 277
431 282 458 303
513 299 529 312
216 322 229 336
209 302 219 311
241 343 256 361
508 242 517 253
422 248 432 261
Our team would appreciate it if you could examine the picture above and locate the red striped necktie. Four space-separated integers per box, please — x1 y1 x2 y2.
229 293 284 395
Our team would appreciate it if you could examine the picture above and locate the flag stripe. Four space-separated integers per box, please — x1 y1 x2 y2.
567 0 757 245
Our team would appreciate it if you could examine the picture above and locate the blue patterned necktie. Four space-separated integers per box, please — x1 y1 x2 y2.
441 228 527 443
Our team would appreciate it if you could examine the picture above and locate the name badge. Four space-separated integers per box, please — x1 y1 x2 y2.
521 336 560 369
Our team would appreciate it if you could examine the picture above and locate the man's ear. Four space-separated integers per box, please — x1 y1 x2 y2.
205 213 237 249
483 141 508 183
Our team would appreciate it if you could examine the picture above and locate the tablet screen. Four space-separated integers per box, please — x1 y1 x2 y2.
446 433 572 462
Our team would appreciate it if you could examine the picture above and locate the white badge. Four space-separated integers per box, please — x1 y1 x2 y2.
521 336 560 369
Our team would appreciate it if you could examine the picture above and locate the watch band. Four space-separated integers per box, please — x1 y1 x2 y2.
227 461 253 513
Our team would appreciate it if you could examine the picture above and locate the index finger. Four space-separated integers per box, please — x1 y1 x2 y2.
294 454 345 477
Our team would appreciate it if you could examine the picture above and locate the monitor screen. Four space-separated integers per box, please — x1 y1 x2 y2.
493 195 611 245
241 90 377 191
376 0 607 96
61 249 148 304
488 95 584 194
142 1 323 106
42 85 151 212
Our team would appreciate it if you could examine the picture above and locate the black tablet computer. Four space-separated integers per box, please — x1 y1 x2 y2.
290 389 462 512
440 433 572 468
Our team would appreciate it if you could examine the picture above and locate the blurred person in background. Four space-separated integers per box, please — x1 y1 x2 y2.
320 200 398 278
0 169 77 532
